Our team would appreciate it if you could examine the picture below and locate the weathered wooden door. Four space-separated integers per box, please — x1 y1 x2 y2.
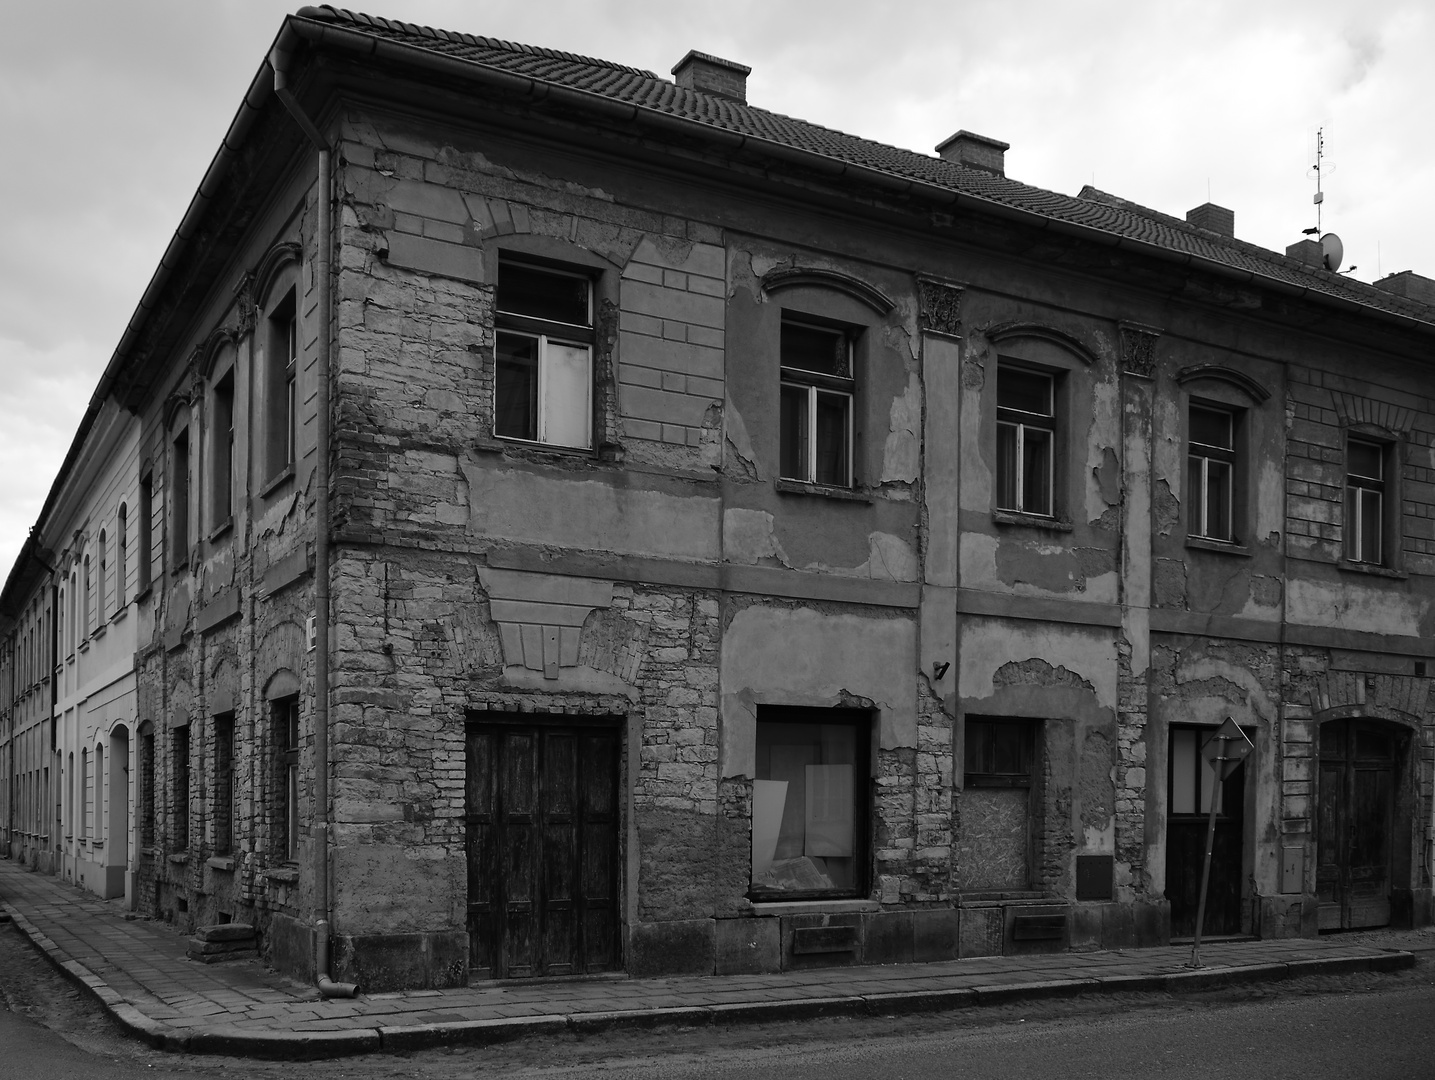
1166 725 1246 938
466 720 620 979
1317 719 1398 931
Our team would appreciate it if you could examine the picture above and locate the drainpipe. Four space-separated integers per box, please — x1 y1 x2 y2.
269 40 356 1000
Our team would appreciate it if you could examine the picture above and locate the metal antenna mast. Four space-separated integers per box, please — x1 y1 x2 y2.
1312 127 1326 234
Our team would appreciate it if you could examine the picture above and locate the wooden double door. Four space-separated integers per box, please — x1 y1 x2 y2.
1317 719 1402 931
465 719 620 979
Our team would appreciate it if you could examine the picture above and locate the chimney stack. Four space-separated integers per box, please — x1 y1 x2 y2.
672 50 751 104
1286 239 1323 267
935 130 1009 177
1373 271 1435 307
1186 203 1234 238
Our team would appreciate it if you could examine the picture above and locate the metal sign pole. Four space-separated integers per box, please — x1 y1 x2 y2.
1187 718 1254 969
1188 743 1225 970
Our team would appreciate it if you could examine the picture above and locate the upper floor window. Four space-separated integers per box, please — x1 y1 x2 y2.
171 424 190 568
97 531 108 624
779 317 853 487
81 555 92 637
210 370 236 529
137 474 152 594
1346 437 1389 565
264 292 299 480
996 365 1055 517
116 504 127 609
494 259 593 449
1188 404 1235 542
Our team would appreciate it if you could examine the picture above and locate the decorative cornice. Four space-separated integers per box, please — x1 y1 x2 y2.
990 322 1099 367
761 267 895 316
1175 363 1271 403
478 568 614 680
916 276 965 337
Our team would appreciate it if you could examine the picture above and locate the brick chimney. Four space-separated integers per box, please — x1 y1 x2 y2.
935 130 1009 177
671 50 751 104
1286 238 1323 267
1186 203 1234 238
1373 270 1435 307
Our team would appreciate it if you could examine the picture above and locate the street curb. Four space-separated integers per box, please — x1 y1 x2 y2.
0 898 1420 1060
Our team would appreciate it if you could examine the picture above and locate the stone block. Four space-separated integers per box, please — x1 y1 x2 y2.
861 910 913 965
627 919 715 976
332 930 469 993
384 233 485 285
911 908 959 962
268 913 315 984
194 922 255 942
1067 902 1104 950
714 916 780 975
1133 899 1169 948
958 906 1002 958
780 913 861 971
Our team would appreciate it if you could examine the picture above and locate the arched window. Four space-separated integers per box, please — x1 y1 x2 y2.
57 589 65 661
68 572 77 653
97 530 108 624
94 743 104 843
116 504 128 609
79 748 89 839
82 555 91 638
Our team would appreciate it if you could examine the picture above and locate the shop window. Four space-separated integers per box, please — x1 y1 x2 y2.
173 724 190 851
275 697 300 861
996 365 1055 516
1346 437 1391 566
495 258 594 449
958 717 1037 891
751 708 869 899
1189 403 1236 542
779 317 854 487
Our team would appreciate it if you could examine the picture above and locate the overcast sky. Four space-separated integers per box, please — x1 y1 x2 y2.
2 0 1432 579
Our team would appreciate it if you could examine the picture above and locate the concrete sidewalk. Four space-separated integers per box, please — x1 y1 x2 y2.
0 858 1421 1060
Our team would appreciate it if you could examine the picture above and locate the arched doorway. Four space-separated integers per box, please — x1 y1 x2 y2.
1316 717 1410 930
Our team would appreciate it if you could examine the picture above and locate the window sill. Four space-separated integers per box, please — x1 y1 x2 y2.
956 890 1046 905
992 510 1072 532
775 478 873 503
92 625 106 640
110 606 128 625
259 466 294 498
1337 560 1407 580
133 584 152 604
1185 536 1251 557
746 898 880 916
485 434 596 460
208 517 234 543
264 867 299 884
206 856 235 871
171 561 189 576
167 853 189 865
78 640 90 654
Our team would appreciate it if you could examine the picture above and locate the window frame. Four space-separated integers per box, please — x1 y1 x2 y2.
494 257 596 451
749 706 871 902
209 367 237 534
213 713 235 856
172 724 190 852
1187 401 1238 543
275 696 301 863
1345 435 1393 567
170 418 191 570
995 363 1057 518
115 504 127 611
778 315 856 488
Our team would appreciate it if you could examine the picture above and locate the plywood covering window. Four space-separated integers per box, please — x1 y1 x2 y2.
779 317 854 487
495 259 594 449
996 365 1055 516
751 708 869 899
959 717 1037 891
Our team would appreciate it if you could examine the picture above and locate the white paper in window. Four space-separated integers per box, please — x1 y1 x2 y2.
752 779 788 878
804 764 853 857
541 340 591 448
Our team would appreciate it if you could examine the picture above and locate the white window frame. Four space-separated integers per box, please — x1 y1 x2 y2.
1188 404 1236 542
494 260 595 451
779 317 855 488
1346 437 1386 565
996 365 1056 517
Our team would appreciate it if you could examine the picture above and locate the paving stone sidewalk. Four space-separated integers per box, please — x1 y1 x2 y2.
0 858 1420 1060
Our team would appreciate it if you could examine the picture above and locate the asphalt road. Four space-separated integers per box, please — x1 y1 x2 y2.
2 918 1434 1079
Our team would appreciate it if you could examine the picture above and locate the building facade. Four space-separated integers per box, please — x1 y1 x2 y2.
5 8 1435 991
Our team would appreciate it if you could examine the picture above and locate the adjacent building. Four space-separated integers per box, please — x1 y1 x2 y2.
4 7 1434 991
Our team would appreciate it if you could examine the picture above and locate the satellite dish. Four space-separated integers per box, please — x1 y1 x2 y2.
1321 233 1344 272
